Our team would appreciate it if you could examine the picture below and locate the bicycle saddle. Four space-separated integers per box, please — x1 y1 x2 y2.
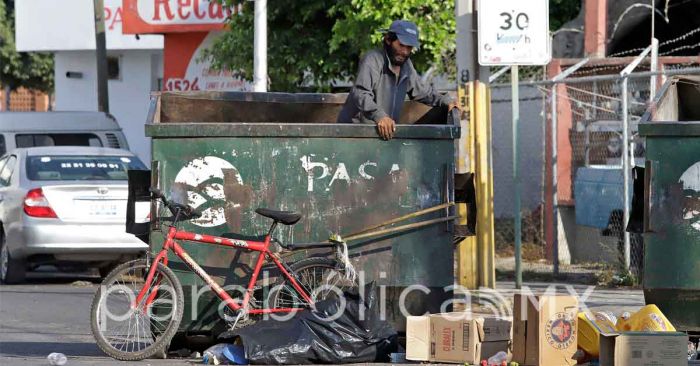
255 208 301 225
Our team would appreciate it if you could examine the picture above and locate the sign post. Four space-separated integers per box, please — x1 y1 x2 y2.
478 0 551 289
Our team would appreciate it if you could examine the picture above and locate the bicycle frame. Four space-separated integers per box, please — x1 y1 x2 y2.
134 226 314 315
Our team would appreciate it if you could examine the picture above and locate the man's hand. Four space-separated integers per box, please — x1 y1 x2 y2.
376 116 396 140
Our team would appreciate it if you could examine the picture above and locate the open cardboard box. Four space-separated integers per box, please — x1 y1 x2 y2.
406 313 511 364
599 331 688 366
512 294 579 366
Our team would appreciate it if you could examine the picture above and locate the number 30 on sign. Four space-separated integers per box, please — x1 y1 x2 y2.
477 0 551 66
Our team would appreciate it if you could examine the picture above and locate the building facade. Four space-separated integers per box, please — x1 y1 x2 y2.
15 0 164 162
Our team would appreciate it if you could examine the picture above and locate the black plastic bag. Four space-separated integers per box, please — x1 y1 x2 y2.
219 283 397 364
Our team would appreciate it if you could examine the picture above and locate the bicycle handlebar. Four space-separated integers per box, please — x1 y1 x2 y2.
149 187 202 221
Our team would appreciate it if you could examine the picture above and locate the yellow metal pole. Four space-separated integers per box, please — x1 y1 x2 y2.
456 83 478 289
475 81 496 288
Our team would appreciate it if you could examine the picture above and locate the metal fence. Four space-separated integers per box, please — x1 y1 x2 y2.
490 50 700 285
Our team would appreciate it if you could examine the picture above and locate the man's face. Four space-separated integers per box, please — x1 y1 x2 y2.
385 38 413 66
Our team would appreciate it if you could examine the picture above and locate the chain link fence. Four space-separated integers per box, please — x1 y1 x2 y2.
491 57 700 285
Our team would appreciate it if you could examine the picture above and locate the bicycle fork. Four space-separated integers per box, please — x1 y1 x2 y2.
133 228 176 311
133 249 170 311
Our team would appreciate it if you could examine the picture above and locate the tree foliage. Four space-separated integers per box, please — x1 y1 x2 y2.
0 0 54 92
205 0 454 92
205 0 581 92
329 0 456 83
550 0 582 31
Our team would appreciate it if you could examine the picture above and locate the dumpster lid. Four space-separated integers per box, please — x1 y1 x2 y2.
145 91 460 139
150 91 452 125
639 76 700 135
639 122 700 137
146 122 459 139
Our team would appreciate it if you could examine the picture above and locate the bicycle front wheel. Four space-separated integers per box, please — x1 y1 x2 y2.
90 259 184 361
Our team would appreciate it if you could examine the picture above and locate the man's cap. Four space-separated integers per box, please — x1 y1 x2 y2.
383 20 420 48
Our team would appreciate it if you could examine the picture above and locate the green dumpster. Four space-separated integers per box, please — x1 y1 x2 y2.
145 91 459 338
639 76 700 332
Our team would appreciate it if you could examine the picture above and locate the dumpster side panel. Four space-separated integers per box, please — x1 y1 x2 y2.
151 136 455 332
643 134 700 331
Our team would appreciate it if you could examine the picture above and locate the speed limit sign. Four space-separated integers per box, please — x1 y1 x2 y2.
477 0 551 65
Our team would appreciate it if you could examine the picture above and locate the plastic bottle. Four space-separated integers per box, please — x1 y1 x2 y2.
202 350 221 365
616 311 631 331
47 353 67 366
487 351 508 365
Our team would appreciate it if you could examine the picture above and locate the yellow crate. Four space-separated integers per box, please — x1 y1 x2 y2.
616 304 676 332
577 312 617 357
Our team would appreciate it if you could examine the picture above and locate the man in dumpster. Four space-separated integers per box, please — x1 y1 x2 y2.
337 19 460 139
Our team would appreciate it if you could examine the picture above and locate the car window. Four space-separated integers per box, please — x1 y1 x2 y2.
0 155 17 186
15 134 103 148
0 135 5 155
26 155 147 181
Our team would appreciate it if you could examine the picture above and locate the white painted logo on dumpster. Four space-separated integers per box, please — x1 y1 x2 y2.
679 161 700 232
300 155 400 192
175 156 242 227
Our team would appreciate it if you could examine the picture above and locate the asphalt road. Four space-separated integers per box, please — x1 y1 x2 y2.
0 270 195 366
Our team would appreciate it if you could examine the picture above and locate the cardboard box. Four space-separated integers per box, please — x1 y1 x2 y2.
512 294 579 366
599 332 688 366
406 316 431 361
429 313 512 364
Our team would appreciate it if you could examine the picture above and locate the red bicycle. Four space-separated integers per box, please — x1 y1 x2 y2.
90 189 354 361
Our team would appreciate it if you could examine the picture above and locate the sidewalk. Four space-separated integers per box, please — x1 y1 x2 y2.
454 281 645 316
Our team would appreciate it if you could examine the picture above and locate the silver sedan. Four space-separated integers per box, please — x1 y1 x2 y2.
0 146 150 283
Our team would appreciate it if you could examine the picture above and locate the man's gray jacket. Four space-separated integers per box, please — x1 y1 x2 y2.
337 48 453 124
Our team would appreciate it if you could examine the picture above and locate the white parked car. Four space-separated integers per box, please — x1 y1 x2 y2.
0 146 150 283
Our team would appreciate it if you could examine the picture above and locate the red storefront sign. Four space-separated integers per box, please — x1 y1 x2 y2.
104 3 124 31
122 0 241 33
121 0 249 92
163 31 250 92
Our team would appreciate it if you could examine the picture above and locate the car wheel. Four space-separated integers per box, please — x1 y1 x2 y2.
0 230 26 284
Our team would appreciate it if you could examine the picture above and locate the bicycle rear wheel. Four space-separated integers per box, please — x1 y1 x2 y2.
269 257 355 309
90 259 184 361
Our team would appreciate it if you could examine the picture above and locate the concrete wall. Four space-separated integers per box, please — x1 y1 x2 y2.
54 50 162 162
490 85 546 218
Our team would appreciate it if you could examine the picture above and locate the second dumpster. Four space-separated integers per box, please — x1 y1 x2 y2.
639 75 700 332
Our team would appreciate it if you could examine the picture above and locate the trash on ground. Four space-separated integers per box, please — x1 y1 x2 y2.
512 294 579 366
70 280 92 287
47 352 67 366
689 341 699 361
599 332 688 366
219 283 397 365
575 303 680 361
616 304 675 332
578 311 617 357
407 312 511 364
486 350 508 365
173 347 192 358
202 344 247 365
389 352 406 363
